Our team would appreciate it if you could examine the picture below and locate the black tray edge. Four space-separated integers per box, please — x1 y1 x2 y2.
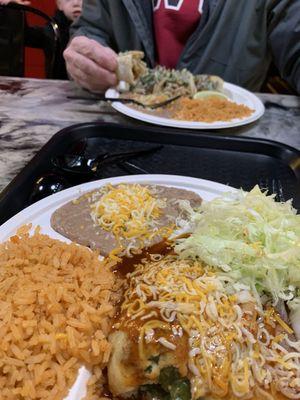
1 121 300 218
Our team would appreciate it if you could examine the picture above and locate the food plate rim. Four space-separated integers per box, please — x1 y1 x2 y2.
0 174 237 240
105 82 265 130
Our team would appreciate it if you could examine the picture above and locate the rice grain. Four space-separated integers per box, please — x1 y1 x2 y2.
0 229 119 399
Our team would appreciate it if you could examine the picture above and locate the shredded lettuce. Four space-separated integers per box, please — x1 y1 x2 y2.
175 186 300 304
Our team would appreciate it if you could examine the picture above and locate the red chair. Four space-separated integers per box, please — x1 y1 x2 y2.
0 3 59 77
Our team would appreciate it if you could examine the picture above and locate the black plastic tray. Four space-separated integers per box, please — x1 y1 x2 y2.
0 122 299 225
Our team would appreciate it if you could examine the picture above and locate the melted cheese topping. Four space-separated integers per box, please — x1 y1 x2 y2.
90 184 174 255
119 256 300 400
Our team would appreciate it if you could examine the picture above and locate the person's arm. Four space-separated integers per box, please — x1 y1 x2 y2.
64 0 117 93
70 0 113 47
268 0 300 94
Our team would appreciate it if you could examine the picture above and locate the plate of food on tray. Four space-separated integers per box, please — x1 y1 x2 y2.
1 174 300 400
105 51 265 129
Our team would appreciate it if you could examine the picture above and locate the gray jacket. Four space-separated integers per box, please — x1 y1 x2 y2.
71 0 300 93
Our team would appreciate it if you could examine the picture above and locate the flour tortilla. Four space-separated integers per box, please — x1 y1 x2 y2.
116 51 224 94
117 51 148 85
195 74 224 92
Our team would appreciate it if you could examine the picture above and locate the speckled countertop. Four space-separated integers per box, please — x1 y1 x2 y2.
0 76 299 192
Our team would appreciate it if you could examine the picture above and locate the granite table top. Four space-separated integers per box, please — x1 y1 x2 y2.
0 76 299 193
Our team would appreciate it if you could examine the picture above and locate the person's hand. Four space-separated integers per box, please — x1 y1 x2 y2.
0 0 31 5
63 36 118 93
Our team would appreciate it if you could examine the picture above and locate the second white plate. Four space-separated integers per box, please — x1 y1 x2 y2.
106 82 265 130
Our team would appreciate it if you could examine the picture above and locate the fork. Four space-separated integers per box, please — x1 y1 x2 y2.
258 178 285 202
67 95 181 109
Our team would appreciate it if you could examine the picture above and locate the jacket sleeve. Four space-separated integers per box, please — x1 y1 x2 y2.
69 0 113 47
268 0 300 93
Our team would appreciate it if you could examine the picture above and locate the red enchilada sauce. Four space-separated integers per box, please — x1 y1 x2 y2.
110 239 189 384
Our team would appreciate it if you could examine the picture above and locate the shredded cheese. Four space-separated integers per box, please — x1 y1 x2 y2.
90 184 174 255
118 255 300 400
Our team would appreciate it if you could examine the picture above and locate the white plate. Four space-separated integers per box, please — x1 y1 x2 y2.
106 82 265 130
0 174 237 399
